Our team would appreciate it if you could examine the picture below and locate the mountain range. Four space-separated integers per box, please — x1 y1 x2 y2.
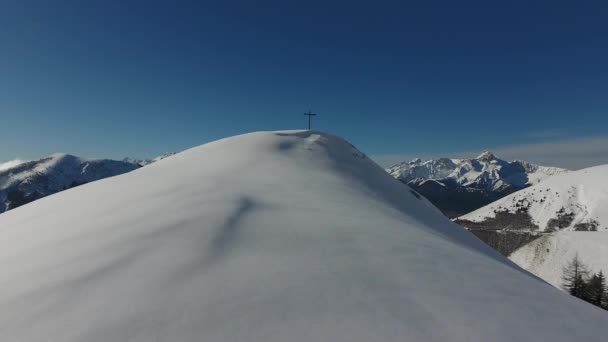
0 131 605 341
456 165 608 287
0 152 174 213
386 151 568 217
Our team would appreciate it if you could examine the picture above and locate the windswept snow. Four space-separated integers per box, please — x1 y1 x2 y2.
0 158 27 171
0 131 606 342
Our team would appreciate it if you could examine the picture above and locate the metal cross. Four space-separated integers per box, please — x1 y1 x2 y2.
304 111 317 130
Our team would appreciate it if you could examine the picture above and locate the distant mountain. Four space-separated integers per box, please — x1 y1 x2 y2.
456 165 608 288
386 151 568 217
123 152 177 166
0 154 139 213
0 152 179 214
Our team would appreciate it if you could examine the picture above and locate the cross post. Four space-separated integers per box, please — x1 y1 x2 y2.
304 111 317 130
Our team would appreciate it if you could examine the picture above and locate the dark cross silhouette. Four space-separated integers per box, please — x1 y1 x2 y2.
304 111 317 130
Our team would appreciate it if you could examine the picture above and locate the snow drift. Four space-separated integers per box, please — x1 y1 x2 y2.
0 131 606 342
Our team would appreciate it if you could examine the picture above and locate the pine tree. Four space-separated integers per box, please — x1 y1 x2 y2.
575 273 588 299
600 271 608 310
594 271 606 308
583 273 602 305
562 254 589 298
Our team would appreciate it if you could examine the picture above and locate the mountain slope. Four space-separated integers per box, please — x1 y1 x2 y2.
510 232 608 288
458 165 608 287
0 154 139 213
387 152 568 217
458 165 608 232
0 131 606 342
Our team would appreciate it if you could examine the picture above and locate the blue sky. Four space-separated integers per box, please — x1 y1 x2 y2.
1 0 607 168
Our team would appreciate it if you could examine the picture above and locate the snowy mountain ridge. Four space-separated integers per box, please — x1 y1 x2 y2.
456 165 608 289
387 151 567 191
123 152 177 166
386 151 568 217
458 164 608 232
0 154 136 213
0 130 606 341
0 152 178 213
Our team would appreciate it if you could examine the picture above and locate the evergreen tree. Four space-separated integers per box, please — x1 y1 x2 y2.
575 273 588 299
562 254 589 298
594 271 606 308
583 273 603 305
601 271 608 310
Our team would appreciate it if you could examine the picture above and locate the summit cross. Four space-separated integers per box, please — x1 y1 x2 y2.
304 111 317 130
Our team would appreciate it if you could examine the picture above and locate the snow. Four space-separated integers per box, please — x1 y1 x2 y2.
511 232 608 288
0 158 28 172
0 131 606 341
459 165 608 231
125 152 178 166
0 153 139 213
386 152 567 191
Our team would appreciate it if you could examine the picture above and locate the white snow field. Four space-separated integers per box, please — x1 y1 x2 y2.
511 231 608 288
0 131 606 342
459 165 608 232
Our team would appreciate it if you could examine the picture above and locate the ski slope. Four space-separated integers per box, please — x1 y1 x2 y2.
0 131 606 342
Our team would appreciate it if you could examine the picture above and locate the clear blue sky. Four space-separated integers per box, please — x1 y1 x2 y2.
1 0 607 167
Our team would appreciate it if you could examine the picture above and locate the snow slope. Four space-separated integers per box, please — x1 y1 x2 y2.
0 131 606 342
0 153 139 213
459 165 608 232
511 232 608 288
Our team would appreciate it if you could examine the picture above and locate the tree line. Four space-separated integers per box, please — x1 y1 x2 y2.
562 254 608 310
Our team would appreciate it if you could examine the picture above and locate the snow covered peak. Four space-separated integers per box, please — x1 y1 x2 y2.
0 131 606 341
123 152 178 166
387 152 569 217
475 150 496 161
386 157 458 182
387 152 568 191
